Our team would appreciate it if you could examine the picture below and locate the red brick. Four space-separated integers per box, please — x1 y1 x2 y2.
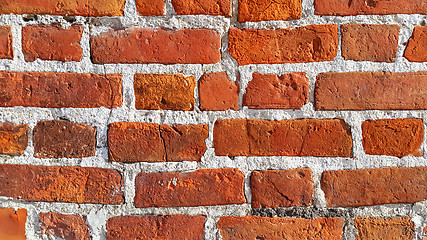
160 124 208 162
90 28 221 64
238 0 301 22
0 123 29 155
22 25 83 62
362 119 424 157
217 216 344 239
0 164 124 204
134 74 196 111
134 168 246 207
108 122 165 163
0 26 13 59
0 71 122 108
0 208 26 240
243 72 309 109
322 167 427 207
404 26 427 62
107 215 205 240
213 119 352 157
0 0 126 16
108 122 208 162
172 0 231 16
354 218 414 240
198 72 239 111
40 212 90 240
135 0 165 16
33 120 96 158
314 0 427 15
341 24 400 62
228 25 338 65
315 71 427 110
251 168 314 208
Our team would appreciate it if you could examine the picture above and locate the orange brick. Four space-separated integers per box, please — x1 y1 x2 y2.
404 26 427 62
238 0 301 22
217 216 344 239
315 72 427 110
341 24 400 62
172 0 231 16
0 164 124 204
107 215 205 239
134 168 246 207
91 28 221 64
322 167 427 207
134 74 196 111
228 25 338 65
314 0 427 15
0 71 122 108
362 119 424 157
22 25 83 62
251 168 314 208
135 0 165 16
0 123 28 155
40 212 90 240
0 0 126 16
0 26 13 59
198 72 239 111
243 72 309 109
355 218 414 240
213 119 352 157
0 208 26 240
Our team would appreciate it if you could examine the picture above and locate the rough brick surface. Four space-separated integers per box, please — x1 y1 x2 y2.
362 119 424 157
198 72 239 111
0 123 29 155
251 168 314 208
22 24 83 62
404 26 427 62
217 216 344 239
107 215 205 240
172 0 231 16
314 0 427 15
160 124 208 162
0 0 126 16
134 168 246 207
134 74 196 111
0 164 124 204
315 72 427 110
228 25 338 65
108 122 208 162
33 120 96 158
354 218 414 240
40 212 90 240
238 0 301 22
243 72 309 109
0 26 13 59
341 24 400 62
90 28 221 64
213 119 352 157
0 208 26 240
0 71 122 108
322 167 427 207
135 0 165 16
108 122 165 162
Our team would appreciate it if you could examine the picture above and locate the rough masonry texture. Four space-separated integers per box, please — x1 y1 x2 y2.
0 0 426 239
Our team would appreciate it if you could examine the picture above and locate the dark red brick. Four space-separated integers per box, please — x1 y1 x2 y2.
33 120 96 158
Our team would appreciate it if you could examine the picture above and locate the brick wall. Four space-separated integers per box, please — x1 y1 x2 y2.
0 0 426 239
